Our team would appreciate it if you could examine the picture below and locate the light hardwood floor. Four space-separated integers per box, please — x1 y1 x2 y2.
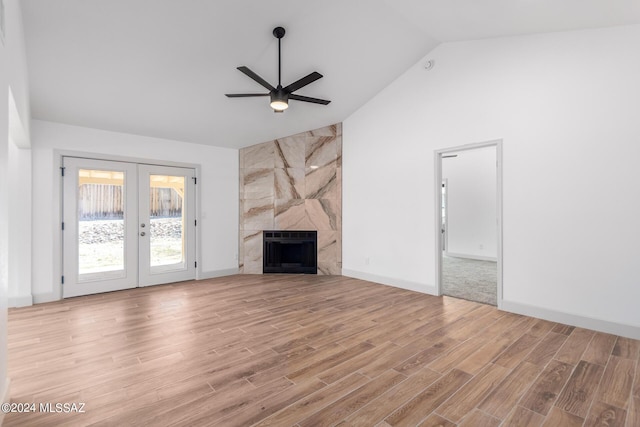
5 275 640 426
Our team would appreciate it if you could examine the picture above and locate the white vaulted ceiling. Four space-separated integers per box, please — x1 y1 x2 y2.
20 0 640 149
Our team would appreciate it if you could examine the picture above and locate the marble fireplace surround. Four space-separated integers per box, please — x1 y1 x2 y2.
239 123 342 275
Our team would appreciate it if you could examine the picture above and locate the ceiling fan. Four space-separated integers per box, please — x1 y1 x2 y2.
225 27 331 112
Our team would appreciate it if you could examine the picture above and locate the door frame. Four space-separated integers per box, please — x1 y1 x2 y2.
441 178 448 253
434 140 503 309
53 150 201 300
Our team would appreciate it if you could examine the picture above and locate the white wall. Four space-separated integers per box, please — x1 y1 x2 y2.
3 3 30 141
0 0 33 412
343 25 640 338
31 120 239 302
7 133 32 306
443 146 497 260
0 63 8 415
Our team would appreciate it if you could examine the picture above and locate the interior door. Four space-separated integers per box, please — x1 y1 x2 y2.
138 165 196 286
62 157 138 297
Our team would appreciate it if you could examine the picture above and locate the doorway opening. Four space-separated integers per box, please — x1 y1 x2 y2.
435 141 502 307
62 157 197 298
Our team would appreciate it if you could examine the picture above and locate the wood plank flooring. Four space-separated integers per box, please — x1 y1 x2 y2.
4 275 640 426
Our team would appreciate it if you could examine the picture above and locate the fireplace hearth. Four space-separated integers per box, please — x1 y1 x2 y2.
263 231 317 274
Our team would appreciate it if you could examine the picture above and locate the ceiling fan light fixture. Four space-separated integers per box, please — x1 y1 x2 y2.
270 99 288 111
270 90 289 111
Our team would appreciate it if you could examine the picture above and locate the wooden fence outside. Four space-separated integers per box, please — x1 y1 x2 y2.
78 184 183 219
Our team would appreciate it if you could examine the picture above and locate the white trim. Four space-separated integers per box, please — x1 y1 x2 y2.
199 268 239 280
434 153 442 296
441 178 448 252
444 253 497 262
339 269 640 340
56 149 200 170
195 167 202 281
342 269 437 295
434 140 503 309
8 294 32 307
502 300 640 341
33 291 60 304
496 143 504 309
0 378 10 425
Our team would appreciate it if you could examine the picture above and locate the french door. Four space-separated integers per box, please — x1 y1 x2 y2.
62 157 196 298
138 164 196 286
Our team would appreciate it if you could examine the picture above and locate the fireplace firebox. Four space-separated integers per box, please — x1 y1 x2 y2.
263 231 317 274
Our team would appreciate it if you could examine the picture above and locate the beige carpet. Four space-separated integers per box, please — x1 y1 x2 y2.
442 255 497 306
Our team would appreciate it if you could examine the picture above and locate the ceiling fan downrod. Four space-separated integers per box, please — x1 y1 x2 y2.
273 26 285 89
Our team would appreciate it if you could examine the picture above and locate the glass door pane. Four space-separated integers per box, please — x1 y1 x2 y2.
77 169 126 277
149 175 185 268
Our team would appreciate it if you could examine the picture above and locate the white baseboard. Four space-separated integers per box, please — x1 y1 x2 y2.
502 300 640 340
444 252 497 262
198 268 239 280
31 271 239 305
0 378 11 425
342 270 640 340
342 269 437 295
8 294 33 307
32 291 60 304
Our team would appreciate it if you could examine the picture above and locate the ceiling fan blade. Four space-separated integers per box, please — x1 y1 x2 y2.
283 72 323 93
289 94 331 105
225 93 270 98
237 66 276 91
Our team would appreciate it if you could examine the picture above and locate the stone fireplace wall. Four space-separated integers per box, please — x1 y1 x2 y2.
239 123 342 275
